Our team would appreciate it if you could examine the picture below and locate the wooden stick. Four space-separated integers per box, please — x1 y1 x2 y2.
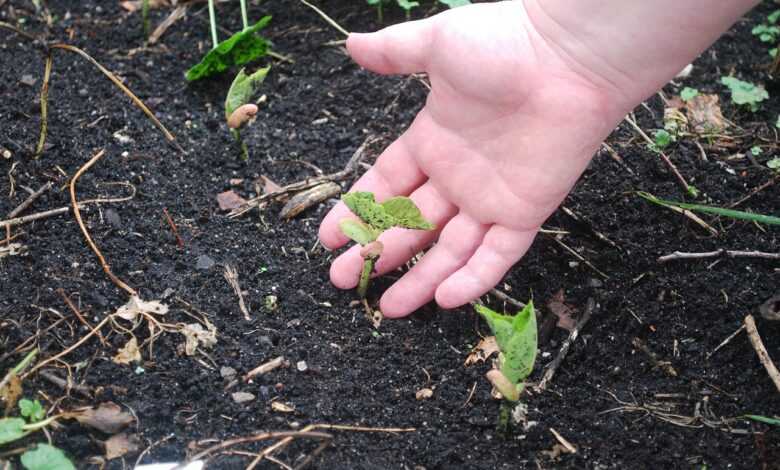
536 298 596 392
57 288 106 346
6 182 52 219
70 149 137 297
744 314 780 394
26 315 112 376
34 52 53 158
658 249 780 263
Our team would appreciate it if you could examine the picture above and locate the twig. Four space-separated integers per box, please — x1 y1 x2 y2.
223 264 251 321
0 193 135 230
624 115 693 196
49 44 183 153
631 337 678 377
247 423 416 470
34 52 53 158
551 237 609 279
0 20 37 41
744 314 780 394
536 298 596 392
728 175 780 209
6 182 52 219
225 356 287 391
707 324 745 360
549 428 577 454
299 0 349 37
38 370 92 398
70 149 137 297
487 288 525 309
149 4 187 44
658 249 780 263
229 137 376 218
600 142 635 175
25 315 111 377
162 207 184 248
177 431 333 470
135 433 175 469
646 199 719 236
56 288 106 346
560 205 619 249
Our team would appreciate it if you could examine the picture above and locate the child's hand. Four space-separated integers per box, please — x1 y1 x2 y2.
318 0 754 317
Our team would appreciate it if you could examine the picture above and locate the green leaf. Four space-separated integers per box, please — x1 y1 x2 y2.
339 219 376 246
475 301 537 398
652 129 673 150
381 197 435 230
721 76 769 112
396 0 419 11
0 417 26 445
680 87 699 102
225 66 270 120
752 24 780 42
770 10 780 24
750 146 763 156
342 192 396 231
767 156 780 169
744 415 780 426
439 0 471 7
186 16 272 82
637 192 780 226
21 444 75 470
19 399 45 423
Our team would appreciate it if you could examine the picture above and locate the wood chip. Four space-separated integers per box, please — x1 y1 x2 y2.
279 182 341 219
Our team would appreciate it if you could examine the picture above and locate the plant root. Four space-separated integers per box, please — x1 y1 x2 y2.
744 314 780 394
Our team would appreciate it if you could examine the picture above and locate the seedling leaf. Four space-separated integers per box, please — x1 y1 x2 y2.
439 0 471 7
20 444 75 470
638 192 780 226
381 196 436 230
342 192 396 231
0 417 26 444
475 301 537 401
339 219 376 246
680 87 699 102
19 399 45 423
720 76 769 112
186 16 272 81
225 66 270 121
767 156 780 169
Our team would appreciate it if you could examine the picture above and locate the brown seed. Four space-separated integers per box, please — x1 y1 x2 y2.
227 104 259 129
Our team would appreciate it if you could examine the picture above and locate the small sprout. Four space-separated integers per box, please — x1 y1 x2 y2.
720 76 769 112
767 157 780 170
650 129 673 152
439 0 471 7
771 48 778 59
186 16 272 81
770 10 780 24
19 399 45 423
339 192 434 298
227 103 258 129
752 24 780 43
680 87 699 102
396 0 419 19
475 301 537 434
750 146 763 156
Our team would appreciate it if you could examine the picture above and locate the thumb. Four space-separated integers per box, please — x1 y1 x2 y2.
347 18 436 75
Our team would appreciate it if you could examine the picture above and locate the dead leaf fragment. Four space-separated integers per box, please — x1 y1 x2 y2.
231 392 256 404
120 0 167 12
105 433 141 460
1 374 22 414
217 190 247 211
685 94 726 134
464 336 499 366
113 337 141 365
71 402 135 434
180 321 218 356
546 289 577 332
271 401 295 413
415 388 433 400
115 296 169 322
260 175 283 194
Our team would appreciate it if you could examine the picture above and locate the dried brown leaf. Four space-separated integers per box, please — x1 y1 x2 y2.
260 175 283 194
216 190 247 211
1 374 22 414
70 402 135 434
271 401 294 413
464 336 499 366
115 296 169 322
415 388 433 400
685 94 726 134
105 432 141 460
547 289 577 332
120 0 168 12
180 321 218 356
112 337 141 365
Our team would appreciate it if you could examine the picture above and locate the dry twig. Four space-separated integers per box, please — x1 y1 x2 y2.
223 264 251 321
744 314 780 394
35 52 53 158
536 298 596 391
658 249 780 263
163 207 184 248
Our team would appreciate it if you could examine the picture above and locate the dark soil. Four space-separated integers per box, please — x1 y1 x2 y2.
1 1 779 469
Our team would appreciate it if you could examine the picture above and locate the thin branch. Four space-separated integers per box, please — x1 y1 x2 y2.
70 149 137 297
744 314 780 394
535 298 596 392
34 52 53 158
300 0 349 37
25 315 112 377
658 249 780 263
162 207 184 248
57 288 107 346
624 115 693 196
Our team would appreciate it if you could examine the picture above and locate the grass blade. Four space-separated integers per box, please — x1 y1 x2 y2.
637 192 780 226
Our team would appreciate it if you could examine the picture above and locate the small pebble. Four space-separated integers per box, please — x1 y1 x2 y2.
296 361 308 372
196 254 215 270
220 366 237 380
231 392 255 404
20 74 36 86
1 148 11 159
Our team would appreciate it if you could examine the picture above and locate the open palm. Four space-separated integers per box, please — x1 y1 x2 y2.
319 1 627 317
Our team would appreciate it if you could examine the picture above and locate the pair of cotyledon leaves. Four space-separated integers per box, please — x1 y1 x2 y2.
338 192 435 246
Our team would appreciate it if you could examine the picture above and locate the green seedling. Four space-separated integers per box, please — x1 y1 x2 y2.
366 0 389 23
744 415 780 426
475 302 537 434
650 129 674 152
225 66 270 160
680 87 699 102
339 192 434 298
638 191 780 226
439 0 472 7
185 0 271 82
767 156 780 170
142 0 150 40
720 76 769 112
752 24 780 43
750 145 763 156
770 10 780 24
397 0 420 19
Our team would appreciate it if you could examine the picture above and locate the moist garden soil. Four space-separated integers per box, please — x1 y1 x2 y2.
1 1 779 469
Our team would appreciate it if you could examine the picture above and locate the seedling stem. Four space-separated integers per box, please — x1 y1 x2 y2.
240 0 250 31
208 0 219 49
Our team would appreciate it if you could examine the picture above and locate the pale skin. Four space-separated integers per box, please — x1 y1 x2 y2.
318 0 761 318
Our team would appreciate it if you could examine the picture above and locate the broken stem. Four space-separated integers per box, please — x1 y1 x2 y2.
240 0 249 31
358 257 375 299
207 0 218 48
34 52 53 159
